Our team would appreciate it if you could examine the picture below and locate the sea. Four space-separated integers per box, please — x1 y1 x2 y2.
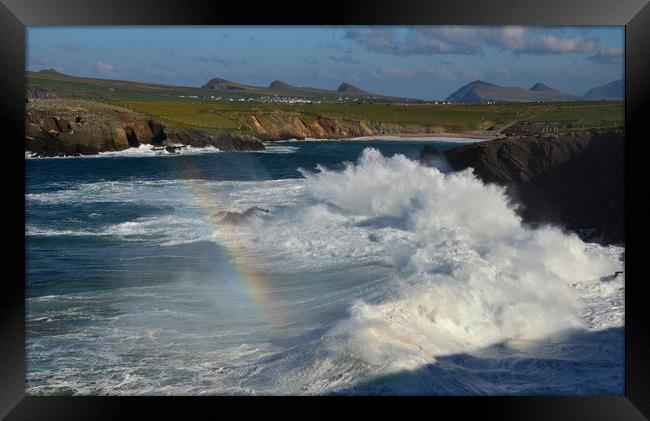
25 138 625 395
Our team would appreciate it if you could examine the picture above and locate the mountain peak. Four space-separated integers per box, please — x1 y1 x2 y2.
337 82 373 95
269 80 292 89
446 79 577 103
337 82 356 92
37 68 66 77
197 75 407 100
530 82 553 92
201 77 233 89
583 79 624 99
202 76 249 91
470 80 494 87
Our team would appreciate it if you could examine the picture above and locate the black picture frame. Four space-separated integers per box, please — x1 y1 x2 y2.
1 0 648 418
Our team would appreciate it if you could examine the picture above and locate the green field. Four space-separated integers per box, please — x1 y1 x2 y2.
111 100 624 134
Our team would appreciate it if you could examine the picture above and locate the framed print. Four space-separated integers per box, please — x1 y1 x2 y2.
1 0 648 418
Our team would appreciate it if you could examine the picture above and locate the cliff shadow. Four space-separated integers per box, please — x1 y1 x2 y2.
329 327 624 396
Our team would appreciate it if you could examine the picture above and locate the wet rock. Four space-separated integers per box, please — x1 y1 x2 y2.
166 128 264 151
419 145 442 166
444 131 624 244
218 207 270 225
148 119 167 144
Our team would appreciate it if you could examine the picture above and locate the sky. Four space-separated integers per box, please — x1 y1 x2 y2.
27 26 624 100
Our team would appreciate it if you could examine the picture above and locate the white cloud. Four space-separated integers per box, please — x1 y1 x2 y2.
587 47 624 63
95 61 115 76
345 27 601 56
524 35 598 54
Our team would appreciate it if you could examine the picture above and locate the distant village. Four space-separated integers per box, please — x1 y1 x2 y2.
177 94 323 104
173 93 456 105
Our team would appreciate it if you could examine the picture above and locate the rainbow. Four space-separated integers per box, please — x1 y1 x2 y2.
176 166 288 329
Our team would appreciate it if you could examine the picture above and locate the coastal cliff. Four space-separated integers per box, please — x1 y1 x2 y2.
240 113 457 141
444 131 624 244
25 98 491 156
25 99 264 157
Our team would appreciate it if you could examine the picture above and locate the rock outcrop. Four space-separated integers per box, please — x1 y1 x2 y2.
165 128 263 151
26 99 157 156
444 131 624 244
26 86 58 100
218 207 270 225
25 99 264 156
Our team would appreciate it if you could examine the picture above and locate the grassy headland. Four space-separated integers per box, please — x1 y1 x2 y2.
27 70 624 139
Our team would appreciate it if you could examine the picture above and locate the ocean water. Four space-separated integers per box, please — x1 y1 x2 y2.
25 139 625 395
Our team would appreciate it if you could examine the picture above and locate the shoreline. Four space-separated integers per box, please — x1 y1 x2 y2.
27 135 493 158
270 133 496 144
367 132 497 140
341 133 495 142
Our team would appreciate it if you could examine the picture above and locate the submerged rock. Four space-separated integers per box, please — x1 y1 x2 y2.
419 145 442 166
218 207 270 225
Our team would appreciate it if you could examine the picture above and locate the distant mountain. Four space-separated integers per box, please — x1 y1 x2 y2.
445 80 498 103
201 77 256 91
582 79 624 100
201 75 410 101
529 82 580 99
26 69 419 103
337 82 375 96
530 82 558 93
35 68 66 77
268 80 294 89
446 80 579 103
267 80 335 95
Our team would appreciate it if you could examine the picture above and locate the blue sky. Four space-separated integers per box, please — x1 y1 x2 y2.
27 26 624 100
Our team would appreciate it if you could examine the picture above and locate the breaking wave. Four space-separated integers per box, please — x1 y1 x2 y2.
267 148 624 371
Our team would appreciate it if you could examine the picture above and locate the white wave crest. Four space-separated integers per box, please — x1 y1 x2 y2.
25 144 222 159
256 145 300 154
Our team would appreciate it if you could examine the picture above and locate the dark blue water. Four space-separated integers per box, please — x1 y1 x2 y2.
26 141 454 299
27 140 457 190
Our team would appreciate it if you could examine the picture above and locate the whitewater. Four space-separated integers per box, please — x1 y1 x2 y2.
25 141 624 395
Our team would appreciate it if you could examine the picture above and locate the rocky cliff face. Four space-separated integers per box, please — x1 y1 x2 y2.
240 113 444 141
444 132 624 244
165 128 263 151
26 99 157 156
25 99 264 156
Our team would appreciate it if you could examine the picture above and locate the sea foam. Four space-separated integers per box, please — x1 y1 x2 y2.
260 148 624 370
